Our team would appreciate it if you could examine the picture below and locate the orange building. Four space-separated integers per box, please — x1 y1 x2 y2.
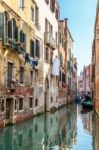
92 0 99 116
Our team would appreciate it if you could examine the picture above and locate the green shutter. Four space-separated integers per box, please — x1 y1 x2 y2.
8 20 12 38
20 30 23 42
0 12 5 44
15 27 19 41
30 40 34 58
23 33 26 52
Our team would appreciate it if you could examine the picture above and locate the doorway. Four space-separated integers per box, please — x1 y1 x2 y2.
6 98 13 124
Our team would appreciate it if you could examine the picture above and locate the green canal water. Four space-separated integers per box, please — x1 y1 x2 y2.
0 104 98 150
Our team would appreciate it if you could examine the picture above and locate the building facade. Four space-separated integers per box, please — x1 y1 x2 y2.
78 65 92 96
92 0 99 116
0 0 77 128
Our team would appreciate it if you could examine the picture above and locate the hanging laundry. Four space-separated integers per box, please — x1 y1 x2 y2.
52 56 60 76
29 57 38 69
24 53 30 64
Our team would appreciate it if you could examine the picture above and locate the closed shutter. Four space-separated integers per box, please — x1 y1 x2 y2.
20 30 23 42
20 31 26 52
15 27 19 41
8 62 13 87
23 33 26 51
8 20 12 38
36 40 40 58
0 13 5 44
30 40 35 58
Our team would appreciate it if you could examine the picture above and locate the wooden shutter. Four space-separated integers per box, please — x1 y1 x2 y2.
15 27 19 41
20 30 23 42
30 40 34 58
8 62 13 87
0 13 5 43
36 40 40 58
8 20 12 38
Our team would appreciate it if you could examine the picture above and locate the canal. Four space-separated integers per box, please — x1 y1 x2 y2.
0 104 98 150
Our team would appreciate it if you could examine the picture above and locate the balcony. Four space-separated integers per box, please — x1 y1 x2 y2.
44 32 56 50
44 32 52 46
2 37 26 54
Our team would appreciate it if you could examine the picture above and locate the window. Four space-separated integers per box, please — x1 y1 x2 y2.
45 47 50 63
50 25 53 35
19 0 25 10
31 7 34 22
20 30 26 52
30 71 33 85
35 6 39 24
55 8 59 20
50 0 55 12
29 97 33 108
30 40 35 58
20 67 24 84
35 98 38 107
19 98 23 110
7 62 13 87
35 39 40 58
45 19 48 32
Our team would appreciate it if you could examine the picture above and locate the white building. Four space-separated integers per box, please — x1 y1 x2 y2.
35 0 60 111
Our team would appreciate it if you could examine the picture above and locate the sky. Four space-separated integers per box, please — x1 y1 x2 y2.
59 0 97 75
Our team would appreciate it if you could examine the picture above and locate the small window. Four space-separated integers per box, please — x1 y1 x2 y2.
29 97 33 108
19 98 23 110
35 39 40 58
19 0 25 10
31 7 34 22
30 71 33 85
55 8 59 20
35 6 39 24
35 98 38 107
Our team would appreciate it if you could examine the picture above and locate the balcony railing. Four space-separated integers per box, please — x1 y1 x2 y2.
44 32 52 45
2 37 26 53
44 32 56 49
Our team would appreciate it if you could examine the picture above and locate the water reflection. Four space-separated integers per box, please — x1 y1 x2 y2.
0 104 98 150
